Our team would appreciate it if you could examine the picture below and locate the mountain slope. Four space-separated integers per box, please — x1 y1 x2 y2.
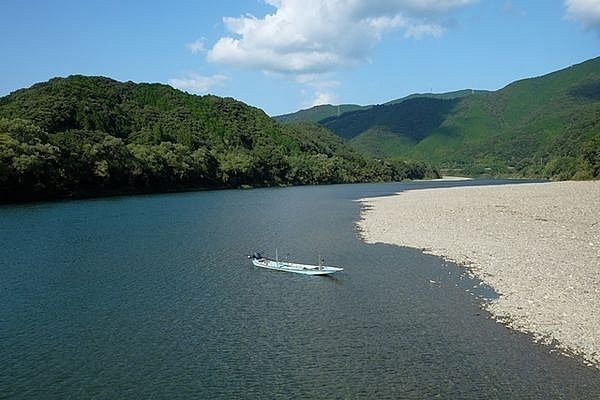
273 103 369 123
273 90 484 123
0 76 436 202
321 97 461 141
316 56 600 179
412 56 600 177
383 89 489 106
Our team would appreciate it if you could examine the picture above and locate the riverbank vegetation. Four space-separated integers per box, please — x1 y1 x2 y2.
0 76 438 202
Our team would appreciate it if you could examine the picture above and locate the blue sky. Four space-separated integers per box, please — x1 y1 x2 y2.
1 1 599 116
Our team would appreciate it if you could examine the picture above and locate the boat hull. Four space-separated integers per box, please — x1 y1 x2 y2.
250 257 343 275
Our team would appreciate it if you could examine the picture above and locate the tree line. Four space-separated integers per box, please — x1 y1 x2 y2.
0 76 439 202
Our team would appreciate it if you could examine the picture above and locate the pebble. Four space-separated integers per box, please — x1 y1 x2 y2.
358 180 600 369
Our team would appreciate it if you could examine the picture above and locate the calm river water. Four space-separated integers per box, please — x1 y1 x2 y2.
2 181 600 399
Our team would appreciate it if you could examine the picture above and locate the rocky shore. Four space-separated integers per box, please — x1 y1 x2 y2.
357 180 600 368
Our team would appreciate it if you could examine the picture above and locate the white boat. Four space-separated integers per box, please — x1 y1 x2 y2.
248 251 343 276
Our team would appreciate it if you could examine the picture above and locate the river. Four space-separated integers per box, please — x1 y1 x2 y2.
2 181 599 399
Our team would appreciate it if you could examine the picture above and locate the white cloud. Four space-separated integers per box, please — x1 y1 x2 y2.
502 1 526 16
168 73 229 94
308 91 338 107
206 0 477 75
198 0 475 110
565 0 600 33
185 38 206 54
296 73 340 107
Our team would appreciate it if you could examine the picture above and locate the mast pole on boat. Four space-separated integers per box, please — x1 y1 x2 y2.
276 248 279 268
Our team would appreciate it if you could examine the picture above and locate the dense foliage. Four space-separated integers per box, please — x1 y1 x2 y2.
0 76 438 202
306 57 600 180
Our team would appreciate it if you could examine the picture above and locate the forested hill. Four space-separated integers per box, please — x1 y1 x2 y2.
0 76 437 202
284 57 600 180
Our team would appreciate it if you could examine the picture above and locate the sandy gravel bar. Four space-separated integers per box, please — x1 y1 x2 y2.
357 181 600 368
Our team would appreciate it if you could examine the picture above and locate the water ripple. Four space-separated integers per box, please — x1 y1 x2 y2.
1 184 600 398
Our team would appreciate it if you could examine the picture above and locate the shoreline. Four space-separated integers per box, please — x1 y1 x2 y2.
357 180 600 368
424 175 473 181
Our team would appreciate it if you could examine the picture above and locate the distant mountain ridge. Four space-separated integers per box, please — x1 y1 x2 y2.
383 89 490 105
273 89 487 123
274 104 369 123
278 57 600 179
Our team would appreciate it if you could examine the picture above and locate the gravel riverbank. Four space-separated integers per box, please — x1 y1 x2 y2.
357 180 600 368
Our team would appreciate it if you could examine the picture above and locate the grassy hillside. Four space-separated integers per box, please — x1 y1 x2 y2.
0 76 437 202
412 56 600 178
317 57 600 179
